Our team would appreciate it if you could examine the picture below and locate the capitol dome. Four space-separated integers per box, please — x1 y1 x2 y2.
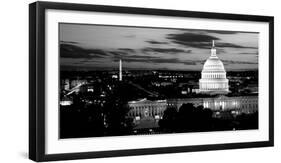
199 41 229 94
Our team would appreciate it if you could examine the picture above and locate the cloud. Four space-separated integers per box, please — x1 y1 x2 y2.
238 52 259 55
142 47 190 54
60 44 135 59
166 32 219 49
60 41 80 44
149 58 197 65
206 30 240 34
113 55 158 62
108 51 128 56
78 59 102 63
221 59 257 65
118 48 136 53
167 32 219 43
166 32 257 49
218 43 257 49
60 43 108 59
60 43 199 67
177 28 258 35
206 30 258 35
176 28 243 34
146 40 169 44
108 48 137 58
112 54 199 65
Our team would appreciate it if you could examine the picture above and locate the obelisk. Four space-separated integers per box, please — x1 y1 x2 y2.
119 59 122 81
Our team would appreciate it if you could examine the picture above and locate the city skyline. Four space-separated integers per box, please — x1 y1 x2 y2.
60 23 258 71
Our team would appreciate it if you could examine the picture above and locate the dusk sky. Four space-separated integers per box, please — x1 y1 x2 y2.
59 23 258 71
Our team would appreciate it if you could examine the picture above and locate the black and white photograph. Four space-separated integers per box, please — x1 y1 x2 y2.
27 1 274 161
59 23 259 139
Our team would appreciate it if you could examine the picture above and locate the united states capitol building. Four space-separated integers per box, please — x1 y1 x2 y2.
199 41 229 94
127 41 258 129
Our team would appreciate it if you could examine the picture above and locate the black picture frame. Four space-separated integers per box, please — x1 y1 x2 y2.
29 1 274 162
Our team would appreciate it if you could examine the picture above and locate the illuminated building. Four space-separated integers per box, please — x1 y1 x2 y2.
127 95 258 125
126 95 258 130
62 79 70 90
60 96 73 106
70 79 87 88
167 95 258 114
199 40 229 94
127 98 167 129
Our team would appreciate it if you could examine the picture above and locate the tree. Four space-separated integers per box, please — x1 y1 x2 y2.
159 106 178 132
103 82 135 136
235 111 258 129
159 103 215 133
